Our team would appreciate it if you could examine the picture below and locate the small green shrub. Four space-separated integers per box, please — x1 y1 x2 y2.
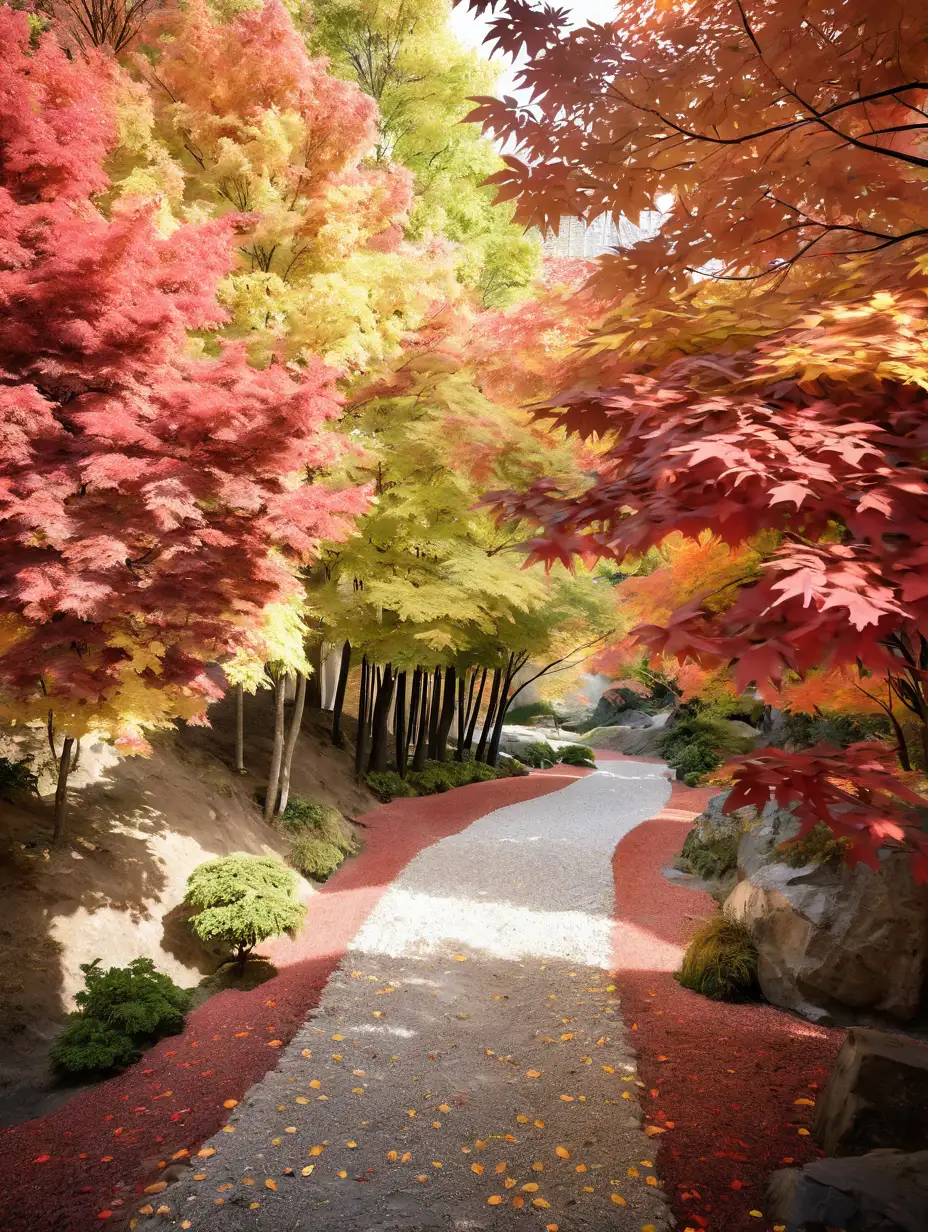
505 701 555 726
185 855 306 968
778 822 850 869
513 740 557 769
365 770 416 800
0 755 38 800
365 758 519 800
289 835 345 880
51 1016 140 1075
496 756 530 778
558 743 596 767
662 716 755 783
679 827 740 881
50 958 191 1077
675 915 758 1001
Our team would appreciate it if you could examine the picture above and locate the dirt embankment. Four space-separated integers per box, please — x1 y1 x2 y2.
0 690 376 1127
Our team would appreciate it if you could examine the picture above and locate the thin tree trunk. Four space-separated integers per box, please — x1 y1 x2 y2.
53 735 74 842
331 641 351 748
235 683 246 773
276 671 306 815
355 656 370 777
427 667 442 758
455 672 466 762
435 666 456 762
404 667 422 776
487 658 516 767
368 664 396 774
412 675 430 770
306 639 323 711
464 667 487 753
476 667 502 763
264 673 287 822
47 709 56 761
71 737 82 773
394 671 408 777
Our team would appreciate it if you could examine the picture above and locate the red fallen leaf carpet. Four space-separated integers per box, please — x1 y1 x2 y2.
609 767 844 1232
2 758 843 1232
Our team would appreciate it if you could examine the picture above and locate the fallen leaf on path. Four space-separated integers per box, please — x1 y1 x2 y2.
555 1147 570 1159
197 1148 216 1158
533 1198 551 1208
487 1196 503 1205
471 1163 484 1175
611 1194 626 1207
223 1099 237 1109
265 1180 276 1191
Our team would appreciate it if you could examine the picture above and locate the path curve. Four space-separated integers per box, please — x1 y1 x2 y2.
3 769 580 1232
137 763 675 1231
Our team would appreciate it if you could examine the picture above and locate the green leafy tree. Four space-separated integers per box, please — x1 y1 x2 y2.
309 0 539 306
185 855 306 970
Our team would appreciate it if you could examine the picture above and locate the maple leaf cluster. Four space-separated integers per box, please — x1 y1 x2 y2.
467 0 928 872
0 9 364 745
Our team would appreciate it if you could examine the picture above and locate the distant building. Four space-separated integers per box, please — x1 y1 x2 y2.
541 210 664 259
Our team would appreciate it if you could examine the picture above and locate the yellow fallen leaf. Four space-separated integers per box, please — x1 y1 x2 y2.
332 1054 343 1062
583 1186 594 1193
798 1128 810 1136
223 1099 238 1109
138 1206 154 1216
526 1070 541 1079
575 1164 587 1173
408 1109 416 1118
516 1114 529 1124
560 1033 574 1041
487 1196 503 1206
267 1040 282 1048
438 1104 451 1113
471 1163 484 1175
346 1140 358 1149
271 1138 282 1147
285 1127 297 1134
749 1213 763 1219
338 1170 347 1178
794 1098 815 1106
645 1126 666 1137
432 1161 442 1168
401 1152 411 1163
143 1183 167 1195
301 1166 314 1176
416 1175 428 1182
602 1065 614 1073
301 1049 312 1057
193 1174 207 1181
533 1198 551 1209
332 1034 344 1041
295 1097 309 1104
534 1120 545 1129
475 1140 487 1150
522 1182 539 1193
309 1080 321 1089
386 1151 398 1161
560 1095 574 1102
495 1162 507 1174
351 1087 365 1095
531 1161 544 1172
611 1194 627 1207
452 954 467 961
504 1177 517 1189
628 1168 639 1178
309 1146 324 1157
197 1148 216 1159
646 1176 658 1186
432 1121 441 1128
555 1146 570 1159
512 1196 525 1209
265 1180 277 1191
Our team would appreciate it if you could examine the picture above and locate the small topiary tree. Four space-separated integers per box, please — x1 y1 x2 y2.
50 958 192 1077
185 855 306 971
558 744 596 767
675 915 758 1002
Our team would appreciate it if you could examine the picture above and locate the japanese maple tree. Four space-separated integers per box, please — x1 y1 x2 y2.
0 10 360 833
466 0 928 875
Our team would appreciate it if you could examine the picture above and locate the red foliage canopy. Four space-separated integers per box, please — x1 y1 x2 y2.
0 10 362 742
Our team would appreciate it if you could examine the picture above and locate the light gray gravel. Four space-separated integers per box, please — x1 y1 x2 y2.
142 765 673 1231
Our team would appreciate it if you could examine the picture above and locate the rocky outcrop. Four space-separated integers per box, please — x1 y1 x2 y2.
725 807 928 1022
576 724 667 757
814 1029 928 1156
767 1150 928 1232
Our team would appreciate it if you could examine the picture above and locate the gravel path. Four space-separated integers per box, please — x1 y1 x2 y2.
141 764 673 1232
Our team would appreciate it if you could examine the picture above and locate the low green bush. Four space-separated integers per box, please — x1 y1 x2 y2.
678 827 739 881
0 755 38 800
364 757 525 801
676 915 758 1001
513 740 557 769
505 701 555 726
289 835 346 880
185 855 306 968
661 716 755 785
558 743 596 767
50 958 191 1077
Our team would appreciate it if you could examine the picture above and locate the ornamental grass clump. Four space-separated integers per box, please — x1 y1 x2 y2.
185 854 306 971
676 914 758 1002
50 958 191 1076
280 797 358 882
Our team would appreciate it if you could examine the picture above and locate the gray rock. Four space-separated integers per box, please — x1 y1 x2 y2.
726 847 928 1021
576 725 667 757
814 1029 928 1156
611 709 653 728
769 1149 928 1232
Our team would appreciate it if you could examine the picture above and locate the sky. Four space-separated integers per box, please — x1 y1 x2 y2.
448 0 618 98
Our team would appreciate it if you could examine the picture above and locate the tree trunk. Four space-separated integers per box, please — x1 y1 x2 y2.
487 660 516 767
46 709 56 761
394 671 408 777
427 667 442 758
367 664 396 774
455 672 466 762
412 674 430 770
355 655 370 776
276 671 306 815
404 667 422 777
306 639 323 711
464 667 487 752
434 665 456 762
476 667 502 763
235 683 246 774
331 641 351 748
53 735 74 842
264 673 287 821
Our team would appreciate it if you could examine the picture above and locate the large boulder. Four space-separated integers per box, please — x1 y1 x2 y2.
814 1029 928 1156
577 725 667 757
725 826 928 1021
767 1151 928 1232
611 709 653 729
